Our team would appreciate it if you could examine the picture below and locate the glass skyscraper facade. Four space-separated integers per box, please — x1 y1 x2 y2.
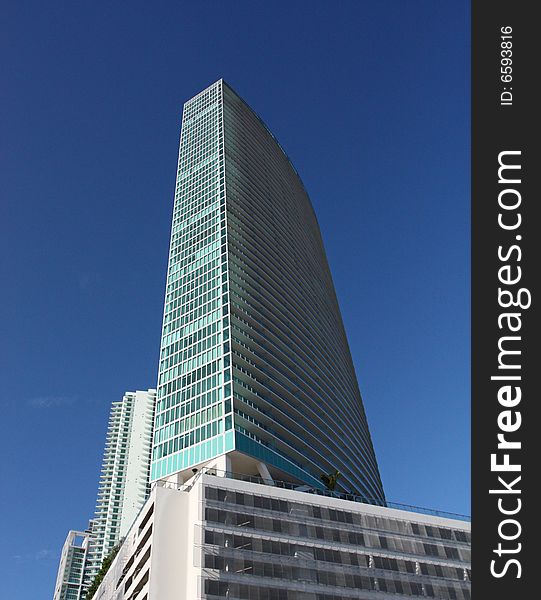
151 80 385 503
152 81 233 481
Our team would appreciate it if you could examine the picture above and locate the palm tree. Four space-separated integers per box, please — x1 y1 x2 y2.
320 470 340 491
84 541 123 599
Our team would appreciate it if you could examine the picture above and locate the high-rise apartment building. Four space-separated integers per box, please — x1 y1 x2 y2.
86 389 156 576
53 390 156 598
152 80 384 502
53 530 93 600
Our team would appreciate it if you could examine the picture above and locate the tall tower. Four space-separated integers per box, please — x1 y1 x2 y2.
152 80 384 502
53 530 92 600
86 389 156 580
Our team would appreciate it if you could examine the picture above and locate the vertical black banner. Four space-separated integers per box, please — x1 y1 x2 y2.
472 1 540 597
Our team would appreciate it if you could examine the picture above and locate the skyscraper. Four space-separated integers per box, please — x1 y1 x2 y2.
53 529 93 600
54 389 156 597
151 80 384 502
88 390 156 572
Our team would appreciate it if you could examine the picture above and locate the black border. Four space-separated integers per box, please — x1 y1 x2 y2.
472 1 539 595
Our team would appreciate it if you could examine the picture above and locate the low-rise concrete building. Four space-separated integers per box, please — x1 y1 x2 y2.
91 472 471 600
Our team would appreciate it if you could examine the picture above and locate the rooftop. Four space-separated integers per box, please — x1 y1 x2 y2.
155 467 470 523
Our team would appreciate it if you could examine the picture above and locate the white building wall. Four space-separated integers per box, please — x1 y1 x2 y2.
148 485 192 599
119 390 155 538
88 484 190 600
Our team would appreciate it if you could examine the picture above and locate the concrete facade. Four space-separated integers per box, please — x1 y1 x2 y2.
90 473 471 600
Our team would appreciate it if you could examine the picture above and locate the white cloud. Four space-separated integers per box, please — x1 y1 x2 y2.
26 396 75 409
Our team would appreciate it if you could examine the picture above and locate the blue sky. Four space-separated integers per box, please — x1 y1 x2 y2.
0 1 470 597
